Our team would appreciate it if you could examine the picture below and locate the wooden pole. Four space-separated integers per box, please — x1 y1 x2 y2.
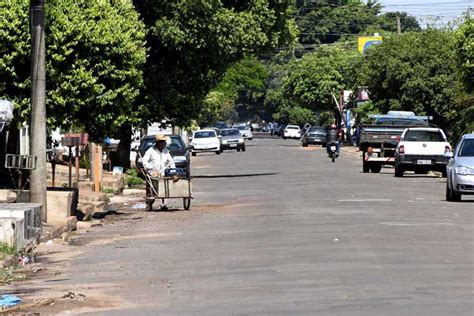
396 15 401 35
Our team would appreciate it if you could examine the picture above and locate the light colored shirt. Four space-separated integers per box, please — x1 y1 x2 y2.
142 146 175 176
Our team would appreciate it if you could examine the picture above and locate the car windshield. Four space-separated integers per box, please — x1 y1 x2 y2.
140 136 184 152
404 130 445 142
458 139 474 157
168 136 185 150
236 126 248 131
309 127 326 133
221 129 240 136
375 118 428 126
194 131 216 138
287 126 299 130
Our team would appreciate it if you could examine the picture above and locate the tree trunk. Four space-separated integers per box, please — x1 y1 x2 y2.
110 124 132 171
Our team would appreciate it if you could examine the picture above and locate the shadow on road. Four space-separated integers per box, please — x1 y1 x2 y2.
194 172 279 179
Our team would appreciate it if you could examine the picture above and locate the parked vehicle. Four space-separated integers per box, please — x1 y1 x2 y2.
190 129 221 156
220 128 246 152
283 125 301 139
301 126 328 147
394 127 451 177
235 125 253 140
446 133 474 201
135 134 190 177
213 121 228 130
360 111 431 173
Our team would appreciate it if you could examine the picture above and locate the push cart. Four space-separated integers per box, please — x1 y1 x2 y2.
144 174 193 211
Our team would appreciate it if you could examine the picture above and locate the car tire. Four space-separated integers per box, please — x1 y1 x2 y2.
237 148 240 152
446 181 461 202
242 145 246 152
283 137 286 140
216 151 221 155
394 164 404 177
302 141 308 147
441 168 447 178
362 155 370 173
191 152 196 157
370 164 382 173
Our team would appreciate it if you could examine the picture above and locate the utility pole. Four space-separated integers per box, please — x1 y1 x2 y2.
30 0 48 222
396 15 401 35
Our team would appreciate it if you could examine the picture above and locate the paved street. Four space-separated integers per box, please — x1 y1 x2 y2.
16 138 474 314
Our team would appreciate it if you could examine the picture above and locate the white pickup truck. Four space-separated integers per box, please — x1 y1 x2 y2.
394 127 451 177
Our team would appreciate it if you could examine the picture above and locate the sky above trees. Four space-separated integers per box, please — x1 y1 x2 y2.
380 0 472 26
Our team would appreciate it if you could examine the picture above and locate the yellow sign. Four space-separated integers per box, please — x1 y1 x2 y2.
358 36 383 53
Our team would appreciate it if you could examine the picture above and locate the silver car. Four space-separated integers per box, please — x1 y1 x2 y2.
446 133 474 201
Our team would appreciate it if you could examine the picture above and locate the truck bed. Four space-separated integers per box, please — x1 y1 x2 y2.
359 125 407 150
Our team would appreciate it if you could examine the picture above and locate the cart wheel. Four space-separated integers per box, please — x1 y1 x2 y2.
146 200 154 212
183 198 191 210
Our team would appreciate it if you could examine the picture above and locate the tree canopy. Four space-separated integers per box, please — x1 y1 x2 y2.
0 0 146 141
354 30 465 134
133 0 297 127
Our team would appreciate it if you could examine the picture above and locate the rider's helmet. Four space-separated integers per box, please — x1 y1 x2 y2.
330 124 337 129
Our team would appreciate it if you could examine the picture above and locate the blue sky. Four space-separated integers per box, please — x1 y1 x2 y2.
380 0 473 26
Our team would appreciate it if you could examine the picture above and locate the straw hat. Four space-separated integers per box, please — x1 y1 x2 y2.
155 134 167 142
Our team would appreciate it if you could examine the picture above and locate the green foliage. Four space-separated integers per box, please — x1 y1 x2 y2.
0 243 17 260
455 15 474 93
125 174 145 187
134 0 296 127
352 101 380 124
200 57 269 125
295 1 420 45
273 105 315 126
0 0 146 141
317 110 335 127
354 30 466 136
282 45 360 111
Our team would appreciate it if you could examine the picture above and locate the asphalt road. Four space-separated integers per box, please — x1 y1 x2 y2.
25 138 474 314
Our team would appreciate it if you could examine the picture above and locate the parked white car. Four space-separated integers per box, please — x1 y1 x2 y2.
394 127 451 177
446 133 474 201
190 129 221 156
283 125 301 139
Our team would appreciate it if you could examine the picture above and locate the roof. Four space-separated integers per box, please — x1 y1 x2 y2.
462 133 474 139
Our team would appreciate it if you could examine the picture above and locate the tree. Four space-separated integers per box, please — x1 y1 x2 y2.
455 15 474 93
294 1 419 45
282 45 360 112
133 0 297 127
0 0 147 141
354 30 465 136
272 105 315 126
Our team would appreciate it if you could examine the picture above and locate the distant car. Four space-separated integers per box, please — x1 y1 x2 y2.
235 125 253 140
394 127 451 177
446 133 474 202
301 126 328 147
220 128 245 152
213 121 228 129
135 134 190 177
283 125 301 139
190 129 221 156
275 124 286 137
250 123 261 132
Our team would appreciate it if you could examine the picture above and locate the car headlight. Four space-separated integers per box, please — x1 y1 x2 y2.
455 166 474 175
239 139 244 143
173 156 187 163
222 140 228 144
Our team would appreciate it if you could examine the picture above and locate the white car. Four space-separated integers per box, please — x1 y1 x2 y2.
190 129 221 156
283 125 301 139
394 127 451 177
235 125 253 140
446 133 474 201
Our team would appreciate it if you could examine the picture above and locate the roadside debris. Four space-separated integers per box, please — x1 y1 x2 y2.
0 294 21 307
18 254 35 266
62 292 86 301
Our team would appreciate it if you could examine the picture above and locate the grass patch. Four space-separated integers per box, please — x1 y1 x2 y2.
0 243 17 261
125 168 145 187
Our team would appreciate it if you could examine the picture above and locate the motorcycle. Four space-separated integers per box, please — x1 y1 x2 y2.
328 141 338 163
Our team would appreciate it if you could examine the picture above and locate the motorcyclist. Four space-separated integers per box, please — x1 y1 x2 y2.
326 124 340 156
